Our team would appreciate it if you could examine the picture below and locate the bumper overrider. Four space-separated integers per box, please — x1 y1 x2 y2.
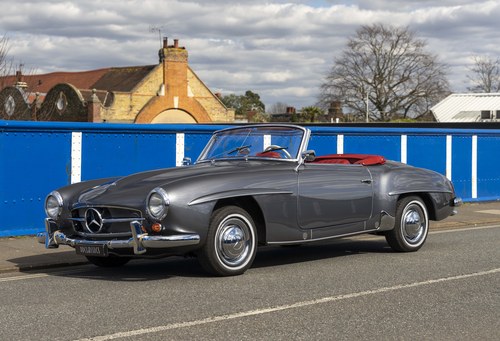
37 218 200 255
452 197 463 216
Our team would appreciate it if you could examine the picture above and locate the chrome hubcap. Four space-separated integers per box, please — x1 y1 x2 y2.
216 215 253 268
402 203 426 244
221 225 245 259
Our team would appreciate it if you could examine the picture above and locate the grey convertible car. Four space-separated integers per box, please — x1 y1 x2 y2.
38 124 461 276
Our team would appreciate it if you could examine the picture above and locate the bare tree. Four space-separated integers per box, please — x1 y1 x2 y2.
1 34 41 120
0 34 14 88
466 55 500 93
268 102 289 115
0 34 9 69
1 33 37 81
320 24 450 122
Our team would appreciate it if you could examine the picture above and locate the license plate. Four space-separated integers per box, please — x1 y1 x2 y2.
75 244 108 257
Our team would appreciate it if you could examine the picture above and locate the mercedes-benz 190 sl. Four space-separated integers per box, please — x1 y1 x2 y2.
38 124 461 276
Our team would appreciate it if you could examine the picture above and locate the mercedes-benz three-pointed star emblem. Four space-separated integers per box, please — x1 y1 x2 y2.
84 208 103 233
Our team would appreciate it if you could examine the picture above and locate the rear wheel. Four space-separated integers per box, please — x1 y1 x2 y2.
198 206 257 276
86 255 131 267
385 196 429 252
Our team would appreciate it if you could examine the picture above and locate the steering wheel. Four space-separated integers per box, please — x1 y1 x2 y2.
262 145 291 159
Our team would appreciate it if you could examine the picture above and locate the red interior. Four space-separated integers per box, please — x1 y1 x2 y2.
309 154 386 166
256 151 281 158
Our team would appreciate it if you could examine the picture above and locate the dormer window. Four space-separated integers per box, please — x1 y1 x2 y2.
56 92 67 114
4 95 15 117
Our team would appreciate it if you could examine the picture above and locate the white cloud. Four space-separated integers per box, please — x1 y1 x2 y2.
1 0 500 109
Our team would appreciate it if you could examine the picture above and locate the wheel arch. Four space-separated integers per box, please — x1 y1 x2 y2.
395 192 436 220
213 196 266 245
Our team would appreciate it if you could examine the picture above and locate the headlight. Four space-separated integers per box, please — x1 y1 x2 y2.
45 191 63 219
146 187 170 221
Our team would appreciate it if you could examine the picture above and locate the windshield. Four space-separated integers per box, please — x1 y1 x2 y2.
198 125 307 162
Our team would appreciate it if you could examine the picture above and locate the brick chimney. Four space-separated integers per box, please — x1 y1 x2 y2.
15 70 28 89
160 38 188 99
136 37 213 123
328 101 343 120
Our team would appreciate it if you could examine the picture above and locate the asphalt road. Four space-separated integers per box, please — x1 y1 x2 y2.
1 225 499 341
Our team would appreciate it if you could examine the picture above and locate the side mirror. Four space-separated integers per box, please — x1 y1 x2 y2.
182 157 192 166
295 150 315 173
302 150 316 162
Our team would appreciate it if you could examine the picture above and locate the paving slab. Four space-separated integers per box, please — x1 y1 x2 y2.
0 236 87 273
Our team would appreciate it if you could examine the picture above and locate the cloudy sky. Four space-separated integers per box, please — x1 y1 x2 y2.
1 0 499 109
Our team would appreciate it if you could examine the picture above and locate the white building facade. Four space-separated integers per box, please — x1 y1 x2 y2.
431 93 500 122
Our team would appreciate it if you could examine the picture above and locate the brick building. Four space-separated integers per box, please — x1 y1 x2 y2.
0 38 234 123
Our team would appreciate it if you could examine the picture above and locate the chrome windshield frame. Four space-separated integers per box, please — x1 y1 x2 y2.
196 124 310 164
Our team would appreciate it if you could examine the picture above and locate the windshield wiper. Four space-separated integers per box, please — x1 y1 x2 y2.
227 145 252 155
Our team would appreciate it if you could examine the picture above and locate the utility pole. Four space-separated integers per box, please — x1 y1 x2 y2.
366 91 369 123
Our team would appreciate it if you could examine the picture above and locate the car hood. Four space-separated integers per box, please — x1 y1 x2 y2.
75 160 291 207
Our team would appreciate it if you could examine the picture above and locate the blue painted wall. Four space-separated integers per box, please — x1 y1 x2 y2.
1 121 498 236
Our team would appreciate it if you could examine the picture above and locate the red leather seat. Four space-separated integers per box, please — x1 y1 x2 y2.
256 151 281 158
310 154 386 166
353 155 386 166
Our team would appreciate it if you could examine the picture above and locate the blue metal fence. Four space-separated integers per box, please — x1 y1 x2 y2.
1 121 499 237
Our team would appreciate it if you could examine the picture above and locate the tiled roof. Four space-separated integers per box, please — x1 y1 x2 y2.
1 69 110 93
91 66 156 92
1 65 156 94
431 93 500 122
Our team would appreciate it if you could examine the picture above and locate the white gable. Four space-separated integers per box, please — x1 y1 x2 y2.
431 93 500 122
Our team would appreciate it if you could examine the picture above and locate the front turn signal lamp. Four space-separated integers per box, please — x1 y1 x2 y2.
151 223 162 233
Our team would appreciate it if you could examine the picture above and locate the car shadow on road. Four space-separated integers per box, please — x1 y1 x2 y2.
253 237 391 269
25 256 206 282
21 237 393 281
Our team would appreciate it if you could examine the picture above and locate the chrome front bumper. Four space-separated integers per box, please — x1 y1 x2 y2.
37 219 200 255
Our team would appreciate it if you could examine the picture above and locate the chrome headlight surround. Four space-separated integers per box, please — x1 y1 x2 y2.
45 191 63 219
146 187 170 221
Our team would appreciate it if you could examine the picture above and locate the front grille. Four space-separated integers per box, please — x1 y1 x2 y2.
70 206 143 238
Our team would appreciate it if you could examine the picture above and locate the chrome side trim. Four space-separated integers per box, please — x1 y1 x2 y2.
267 229 379 245
38 220 200 254
388 189 453 196
189 188 293 206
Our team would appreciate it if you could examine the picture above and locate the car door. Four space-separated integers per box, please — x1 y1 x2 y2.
297 163 373 230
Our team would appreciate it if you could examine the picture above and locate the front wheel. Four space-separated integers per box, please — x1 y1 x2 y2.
385 196 429 252
197 206 257 276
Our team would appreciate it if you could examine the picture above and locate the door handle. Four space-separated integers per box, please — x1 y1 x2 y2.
361 179 372 184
